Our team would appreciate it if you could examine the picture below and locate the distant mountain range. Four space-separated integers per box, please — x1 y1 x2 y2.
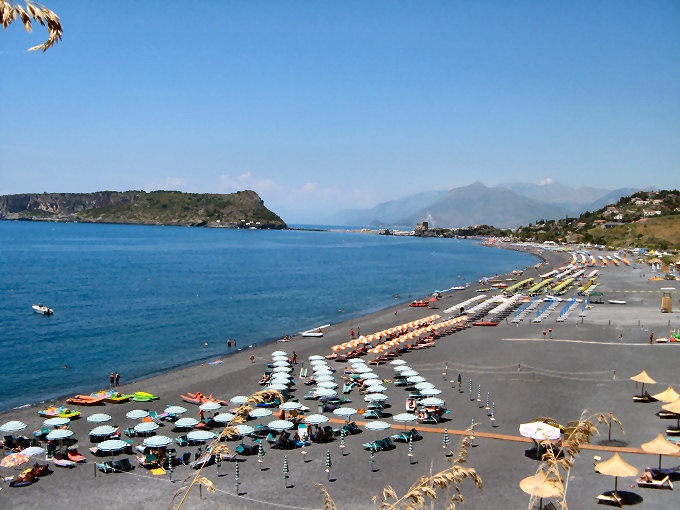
329 181 641 229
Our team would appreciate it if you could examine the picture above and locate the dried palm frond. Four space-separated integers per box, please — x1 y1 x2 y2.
210 444 231 456
374 429 482 510
0 1 62 51
246 389 283 404
316 483 339 510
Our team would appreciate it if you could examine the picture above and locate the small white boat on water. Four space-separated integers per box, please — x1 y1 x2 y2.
33 304 54 315
300 324 330 337
607 300 627 305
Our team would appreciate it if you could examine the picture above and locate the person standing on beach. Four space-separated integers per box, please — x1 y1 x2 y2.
650 332 654 344
109 373 115 388
115 372 120 387
292 352 297 364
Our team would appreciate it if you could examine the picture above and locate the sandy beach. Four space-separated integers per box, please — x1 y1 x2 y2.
2 244 679 509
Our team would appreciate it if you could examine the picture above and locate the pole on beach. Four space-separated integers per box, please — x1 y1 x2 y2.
282 455 290 488
257 442 265 470
469 379 473 400
490 402 497 426
470 419 477 447
442 428 450 455
325 450 332 480
369 449 376 472
477 384 481 403
339 429 347 456
485 392 490 410
408 435 414 464
234 460 240 495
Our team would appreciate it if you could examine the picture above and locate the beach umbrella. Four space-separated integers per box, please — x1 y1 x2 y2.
230 395 249 405
353 365 373 374
595 453 637 496
414 382 435 390
630 370 656 397
365 420 391 443
407 375 427 384
89 425 117 437
366 385 388 393
249 408 273 419
280 401 302 411
272 350 287 357
0 421 27 433
272 355 289 362
272 366 292 373
333 407 357 423
313 370 333 378
187 430 217 442
47 429 74 441
212 412 235 424
309 355 325 361
134 422 159 434
268 383 289 391
420 388 442 396
641 433 680 469
661 398 680 430
400 370 419 377
365 393 388 402
235 424 254 436
310 359 328 366
199 401 222 412
21 446 45 457
282 455 290 487
393 365 412 372
174 417 199 429
519 421 562 442
314 388 337 398
314 374 335 383
420 397 445 406
0 452 30 468
393 412 417 433
143 435 173 448
273 361 290 368
268 420 294 431
44 417 70 427
519 470 562 509
317 381 338 389
165 405 188 415
304 414 329 425
652 386 680 403
125 409 149 420
86 413 112 423
389 359 407 365
361 372 380 380
362 378 383 387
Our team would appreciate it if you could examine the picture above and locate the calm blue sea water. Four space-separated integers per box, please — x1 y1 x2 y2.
0 222 538 411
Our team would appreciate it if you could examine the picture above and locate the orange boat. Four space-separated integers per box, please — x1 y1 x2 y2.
180 391 226 406
65 394 106 406
409 300 429 308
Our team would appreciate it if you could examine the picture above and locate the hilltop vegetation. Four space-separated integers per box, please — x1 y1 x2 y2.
0 190 287 229
514 189 680 249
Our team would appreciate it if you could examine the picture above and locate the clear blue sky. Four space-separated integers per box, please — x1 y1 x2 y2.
1 1 678 222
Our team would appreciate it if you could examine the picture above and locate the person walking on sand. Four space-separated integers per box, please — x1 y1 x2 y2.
292 352 297 364
115 372 120 387
650 332 654 344
109 372 115 388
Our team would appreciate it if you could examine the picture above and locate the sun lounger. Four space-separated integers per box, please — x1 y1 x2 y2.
190 452 214 469
96 461 116 473
67 449 87 463
595 491 623 507
650 465 680 478
637 475 673 489
52 458 76 468
633 391 657 403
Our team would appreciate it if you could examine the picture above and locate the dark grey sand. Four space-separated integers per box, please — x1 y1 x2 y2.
2 246 679 509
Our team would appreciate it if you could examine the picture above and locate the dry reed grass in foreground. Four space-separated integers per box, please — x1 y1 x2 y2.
1 0 62 51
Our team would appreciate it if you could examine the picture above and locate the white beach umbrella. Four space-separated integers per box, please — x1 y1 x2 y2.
365 420 391 440
97 439 127 452
304 414 329 425
420 388 442 396
199 401 222 412
361 372 380 380
394 365 412 372
393 413 418 424
0 421 27 432
272 350 287 357
272 366 292 373
407 375 427 384
271 372 292 380
414 382 435 390
333 407 357 419
235 424 254 435
47 429 74 441
313 369 333 376
212 412 235 424
134 422 159 434
89 425 117 437
309 355 325 361
165 405 188 415
314 375 335 383
363 379 383 387
365 393 388 402
86 413 112 423
310 359 328 366
249 408 273 419
314 388 337 397
21 446 45 457
143 435 173 448
174 417 199 429
272 356 289 362
420 397 445 407
268 420 294 431
389 359 407 365
273 361 290 368
230 395 248 404
353 365 373 374
187 430 217 442
400 370 419 377
519 422 562 442
125 409 149 420
317 381 338 389
280 402 303 411
44 417 70 427
366 385 388 393
268 383 289 391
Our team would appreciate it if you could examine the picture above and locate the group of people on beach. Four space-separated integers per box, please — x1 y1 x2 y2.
109 372 120 388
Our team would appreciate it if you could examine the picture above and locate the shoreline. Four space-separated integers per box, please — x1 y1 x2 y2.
1 241 546 415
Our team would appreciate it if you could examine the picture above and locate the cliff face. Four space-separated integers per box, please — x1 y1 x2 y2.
0 190 287 229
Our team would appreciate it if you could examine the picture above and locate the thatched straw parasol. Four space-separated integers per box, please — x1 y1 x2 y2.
595 453 638 495
661 398 680 431
519 470 561 508
641 433 680 469
652 386 680 403
630 370 656 397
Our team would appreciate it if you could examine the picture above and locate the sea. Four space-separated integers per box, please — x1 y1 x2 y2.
0 221 539 412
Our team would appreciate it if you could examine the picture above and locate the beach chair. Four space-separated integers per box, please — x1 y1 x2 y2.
595 491 623 507
67 449 87 463
175 435 189 447
637 475 673 490
124 427 137 438
362 440 381 452
52 458 76 468
96 461 116 474
118 458 135 472
381 437 395 451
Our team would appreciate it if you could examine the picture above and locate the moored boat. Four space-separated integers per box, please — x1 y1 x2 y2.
32 304 53 315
